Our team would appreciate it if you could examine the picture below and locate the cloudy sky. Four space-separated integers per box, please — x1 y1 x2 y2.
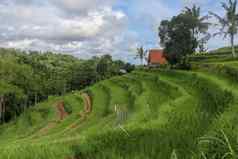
0 0 231 63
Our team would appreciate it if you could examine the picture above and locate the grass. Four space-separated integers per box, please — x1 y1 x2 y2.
70 70 234 159
0 52 238 158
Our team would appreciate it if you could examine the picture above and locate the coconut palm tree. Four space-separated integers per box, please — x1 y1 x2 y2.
185 5 210 37
135 46 147 65
185 5 211 52
210 0 238 58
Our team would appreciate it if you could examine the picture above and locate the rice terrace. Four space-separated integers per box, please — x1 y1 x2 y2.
1 0 238 159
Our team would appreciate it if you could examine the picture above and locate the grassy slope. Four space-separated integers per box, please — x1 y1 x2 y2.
191 58 238 158
0 52 238 158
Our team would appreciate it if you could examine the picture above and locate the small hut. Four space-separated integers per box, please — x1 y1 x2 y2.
147 49 167 67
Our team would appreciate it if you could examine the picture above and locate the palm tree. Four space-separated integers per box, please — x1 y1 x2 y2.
210 0 238 58
185 5 210 37
135 46 147 65
185 5 211 52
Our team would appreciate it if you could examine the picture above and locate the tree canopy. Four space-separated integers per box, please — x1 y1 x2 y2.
210 0 238 58
159 5 210 67
159 12 198 67
0 48 134 123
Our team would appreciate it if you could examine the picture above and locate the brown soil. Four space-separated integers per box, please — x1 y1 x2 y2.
36 121 57 136
81 93 92 114
56 101 68 121
32 94 92 138
63 93 92 132
31 100 68 138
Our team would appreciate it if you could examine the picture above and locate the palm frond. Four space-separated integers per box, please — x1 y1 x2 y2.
185 6 192 13
200 15 211 21
199 33 211 43
229 0 233 6
233 0 237 14
221 2 230 12
230 0 237 12
213 31 229 39
196 6 201 17
209 12 228 27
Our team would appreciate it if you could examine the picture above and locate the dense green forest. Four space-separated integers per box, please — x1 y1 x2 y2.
0 48 134 123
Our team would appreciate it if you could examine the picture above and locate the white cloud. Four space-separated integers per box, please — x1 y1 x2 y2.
0 0 130 60
5 39 36 49
50 0 116 14
0 0 234 63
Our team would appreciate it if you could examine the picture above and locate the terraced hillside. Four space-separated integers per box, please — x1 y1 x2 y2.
0 54 238 159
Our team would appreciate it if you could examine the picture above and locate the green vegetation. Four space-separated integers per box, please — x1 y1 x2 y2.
2 2 238 159
0 49 134 123
158 5 209 68
158 1 238 67
210 0 238 58
135 46 147 65
0 48 237 158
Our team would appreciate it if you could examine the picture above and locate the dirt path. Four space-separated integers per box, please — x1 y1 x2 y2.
25 93 92 139
63 92 92 133
30 101 69 138
81 93 92 115
56 101 68 121
35 121 58 136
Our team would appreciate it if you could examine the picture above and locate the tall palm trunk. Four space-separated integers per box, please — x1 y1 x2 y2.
231 34 237 58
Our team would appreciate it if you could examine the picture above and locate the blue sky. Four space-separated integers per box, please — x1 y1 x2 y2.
0 0 233 63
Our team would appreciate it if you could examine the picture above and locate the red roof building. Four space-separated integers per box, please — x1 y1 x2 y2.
148 49 167 66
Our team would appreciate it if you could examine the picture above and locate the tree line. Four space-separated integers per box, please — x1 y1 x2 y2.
0 48 134 123
158 0 238 68
136 0 238 68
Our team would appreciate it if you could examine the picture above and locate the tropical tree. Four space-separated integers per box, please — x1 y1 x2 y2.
184 5 210 37
184 5 211 53
96 55 113 80
0 49 133 123
135 46 147 65
198 38 208 53
0 81 26 123
159 13 198 67
210 0 238 58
